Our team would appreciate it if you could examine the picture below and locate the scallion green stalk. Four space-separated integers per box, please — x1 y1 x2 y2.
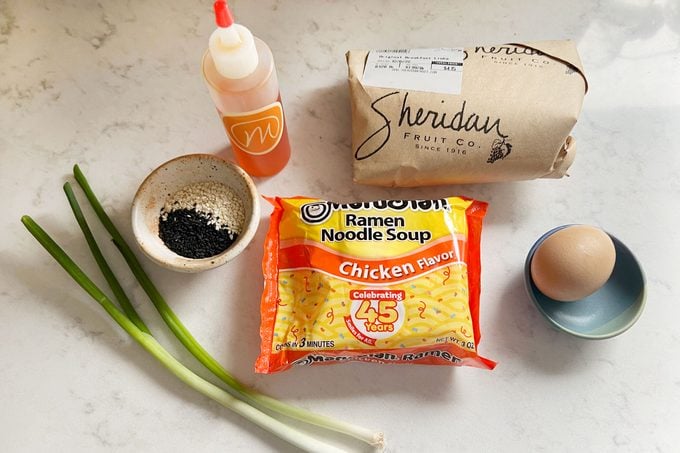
73 164 384 448
63 182 150 334
21 215 348 453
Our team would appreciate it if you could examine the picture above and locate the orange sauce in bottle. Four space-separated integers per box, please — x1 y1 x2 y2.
217 93 290 177
202 2 290 177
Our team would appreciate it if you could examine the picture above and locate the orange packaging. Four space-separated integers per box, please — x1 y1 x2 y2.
256 196 496 373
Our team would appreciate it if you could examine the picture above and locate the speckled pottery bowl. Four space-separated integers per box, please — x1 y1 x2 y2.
131 154 259 272
524 225 646 339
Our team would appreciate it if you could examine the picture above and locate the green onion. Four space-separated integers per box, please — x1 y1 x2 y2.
21 215 349 453
63 182 150 334
73 164 384 448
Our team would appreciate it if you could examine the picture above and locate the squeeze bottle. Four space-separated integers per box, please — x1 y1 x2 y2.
202 0 290 176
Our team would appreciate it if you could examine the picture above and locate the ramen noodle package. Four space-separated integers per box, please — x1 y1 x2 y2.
346 40 588 186
256 196 496 373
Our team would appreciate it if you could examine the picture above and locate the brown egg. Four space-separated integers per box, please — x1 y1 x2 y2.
530 225 616 302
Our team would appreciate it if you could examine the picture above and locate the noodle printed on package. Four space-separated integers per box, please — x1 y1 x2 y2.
256 196 496 373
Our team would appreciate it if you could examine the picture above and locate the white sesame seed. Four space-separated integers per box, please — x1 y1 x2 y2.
161 182 245 235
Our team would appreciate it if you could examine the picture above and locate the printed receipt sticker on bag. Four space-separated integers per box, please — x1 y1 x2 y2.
361 48 464 95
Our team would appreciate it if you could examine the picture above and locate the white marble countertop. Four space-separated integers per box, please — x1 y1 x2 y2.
2 1 679 452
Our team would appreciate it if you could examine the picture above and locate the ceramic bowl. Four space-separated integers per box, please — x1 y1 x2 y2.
131 154 259 272
524 225 646 339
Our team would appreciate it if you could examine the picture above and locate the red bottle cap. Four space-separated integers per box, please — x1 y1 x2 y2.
214 0 234 28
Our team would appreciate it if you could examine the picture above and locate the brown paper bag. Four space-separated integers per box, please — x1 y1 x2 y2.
346 41 587 186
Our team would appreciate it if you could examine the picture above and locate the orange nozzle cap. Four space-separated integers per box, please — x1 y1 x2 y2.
214 0 234 28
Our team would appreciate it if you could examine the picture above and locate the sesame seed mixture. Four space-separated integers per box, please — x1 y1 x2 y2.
158 182 245 259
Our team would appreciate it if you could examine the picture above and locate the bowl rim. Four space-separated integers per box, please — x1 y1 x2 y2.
131 153 260 272
524 224 647 339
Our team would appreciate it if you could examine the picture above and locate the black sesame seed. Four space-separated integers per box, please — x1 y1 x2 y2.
158 208 238 259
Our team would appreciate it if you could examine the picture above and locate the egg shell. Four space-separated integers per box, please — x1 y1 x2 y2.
530 225 616 302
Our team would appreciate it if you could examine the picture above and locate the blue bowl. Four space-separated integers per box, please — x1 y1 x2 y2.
524 225 646 339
